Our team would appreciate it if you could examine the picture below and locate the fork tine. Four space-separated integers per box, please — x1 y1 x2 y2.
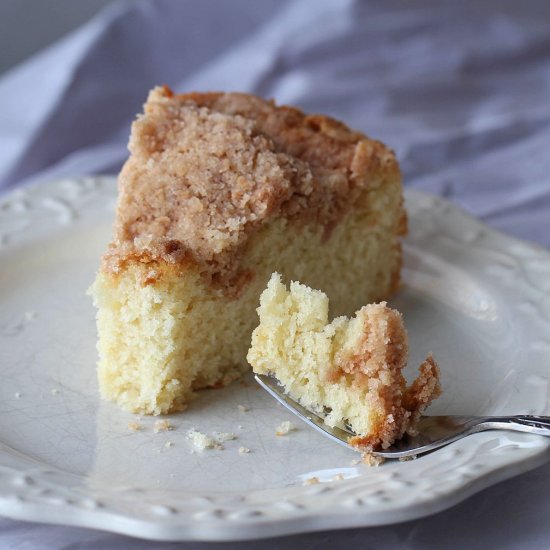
254 374 358 452
255 374 550 460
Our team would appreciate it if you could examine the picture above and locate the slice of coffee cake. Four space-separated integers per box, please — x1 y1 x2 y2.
89 86 406 415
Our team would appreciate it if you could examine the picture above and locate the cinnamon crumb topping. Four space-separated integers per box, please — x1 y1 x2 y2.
337 306 441 451
103 86 399 291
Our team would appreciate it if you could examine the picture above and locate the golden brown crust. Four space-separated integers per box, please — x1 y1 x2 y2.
103 86 401 291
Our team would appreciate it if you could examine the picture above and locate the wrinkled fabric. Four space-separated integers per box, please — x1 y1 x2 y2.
0 0 549 548
1 0 549 245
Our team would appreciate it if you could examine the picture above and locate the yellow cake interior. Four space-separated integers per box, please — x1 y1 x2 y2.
91 185 402 414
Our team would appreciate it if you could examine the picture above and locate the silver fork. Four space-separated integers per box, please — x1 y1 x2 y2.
255 374 550 459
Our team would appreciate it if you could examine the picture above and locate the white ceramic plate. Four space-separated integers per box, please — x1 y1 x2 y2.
0 177 549 541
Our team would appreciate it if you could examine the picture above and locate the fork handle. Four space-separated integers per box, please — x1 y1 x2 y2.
475 415 550 437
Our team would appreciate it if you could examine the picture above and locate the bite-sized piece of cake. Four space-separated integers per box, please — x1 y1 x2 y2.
89 86 406 415
247 274 441 450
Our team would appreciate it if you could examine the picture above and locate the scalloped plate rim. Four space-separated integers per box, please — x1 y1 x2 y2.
0 176 549 541
0 445 549 541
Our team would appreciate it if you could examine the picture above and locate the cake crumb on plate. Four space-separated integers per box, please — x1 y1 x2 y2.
128 422 142 432
361 452 385 467
275 421 295 436
187 429 221 451
238 447 251 454
237 404 250 412
399 455 417 462
213 431 236 442
303 477 320 486
154 420 173 433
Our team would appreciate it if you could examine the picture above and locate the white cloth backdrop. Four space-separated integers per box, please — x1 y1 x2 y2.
0 0 549 547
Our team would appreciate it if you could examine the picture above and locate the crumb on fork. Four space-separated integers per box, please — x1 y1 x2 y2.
399 455 417 462
248 274 441 455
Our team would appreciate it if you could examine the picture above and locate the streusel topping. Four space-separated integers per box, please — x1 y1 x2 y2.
103 86 398 287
